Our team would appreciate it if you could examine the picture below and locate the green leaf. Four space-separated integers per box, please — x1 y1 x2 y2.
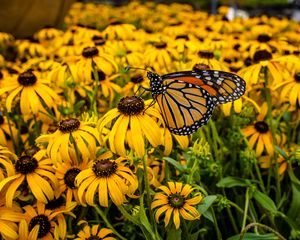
73 100 85 113
227 233 278 240
198 195 217 223
216 177 252 188
275 145 288 159
252 190 277 214
166 228 181 240
163 157 185 172
287 169 300 228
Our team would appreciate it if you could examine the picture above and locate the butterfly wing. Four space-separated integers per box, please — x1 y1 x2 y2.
155 78 215 135
162 70 246 104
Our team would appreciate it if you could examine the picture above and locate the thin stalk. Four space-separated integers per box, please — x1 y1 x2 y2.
70 132 81 164
228 201 253 223
3 110 19 155
211 208 222 240
182 220 191 240
91 65 100 116
241 187 250 230
142 154 154 226
95 205 127 240
262 67 281 202
240 222 286 240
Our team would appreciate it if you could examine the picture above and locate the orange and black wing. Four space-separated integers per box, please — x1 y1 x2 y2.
162 70 246 104
155 79 215 135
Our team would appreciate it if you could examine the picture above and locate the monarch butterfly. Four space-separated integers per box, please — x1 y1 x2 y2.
128 66 246 135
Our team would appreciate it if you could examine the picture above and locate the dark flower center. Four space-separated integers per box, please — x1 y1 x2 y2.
253 50 272 62
294 72 300 82
109 20 123 25
131 75 144 84
254 121 269 133
82 46 99 58
64 168 81 189
47 123 59 133
0 114 4 125
58 118 80 133
92 159 117 178
257 34 271 43
117 96 145 115
87 236 101 240
46 196 65 210
168 194 185 208
29 214 51 238
23 145 40 157
18 70 37 86
233 44 240 50
193 63 210 71
175 34 189 40
0 71 3 80
15 156 38 174
153 42 167 49
91 70 106 81
198 50 214 59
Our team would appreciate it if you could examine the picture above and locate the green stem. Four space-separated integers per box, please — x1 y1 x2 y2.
182 220 191 240
91 65 100 116
239 222 286 240
228 201 253 223
262 67 281 202
95 205 127 240
142 154 154 226
3 110 19 155
242 187 250 230
70 132 81 164
211 208 222 240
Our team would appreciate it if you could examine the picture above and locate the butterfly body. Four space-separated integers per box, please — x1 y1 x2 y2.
147 69 246 135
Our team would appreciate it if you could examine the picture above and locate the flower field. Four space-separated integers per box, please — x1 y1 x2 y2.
0 1 300 239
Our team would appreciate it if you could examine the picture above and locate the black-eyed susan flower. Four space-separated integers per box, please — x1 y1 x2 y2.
259 154 288 177
237 50 291 86
16 38 48 59
36 117 100 164
75 46 118 83
75 223 116 240
144 41 179 72
0 113 19 149
98 97 163 158
151 182 202 229
275 66 300 106
0 70 59 116
0 149 57 207
18 201 72 240
75 156 138 207
102 21 136 40
241 104 275 157
0 201 23 240
54 149 93 204
0 146 16 181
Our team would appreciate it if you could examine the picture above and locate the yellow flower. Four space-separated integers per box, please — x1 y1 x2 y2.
0 70 59 115
0 203 23 240
98 97 163 158
75 156 138 207
151 182 202 229
242 104 274 157
19 201 72 240
161 128 189 156
36 117 100 164
34 27 64 42
0 146 16 181
75 46 118 82
144 41 179 73
275 67 300 106
259 154 288 177
0 115 19 151
75 223 116 240
54 149 92 204
237 50 290 87
16 39 48 59
0 149 58 207
102 21 136 40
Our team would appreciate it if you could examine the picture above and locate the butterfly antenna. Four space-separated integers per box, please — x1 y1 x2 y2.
125 65 150 72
